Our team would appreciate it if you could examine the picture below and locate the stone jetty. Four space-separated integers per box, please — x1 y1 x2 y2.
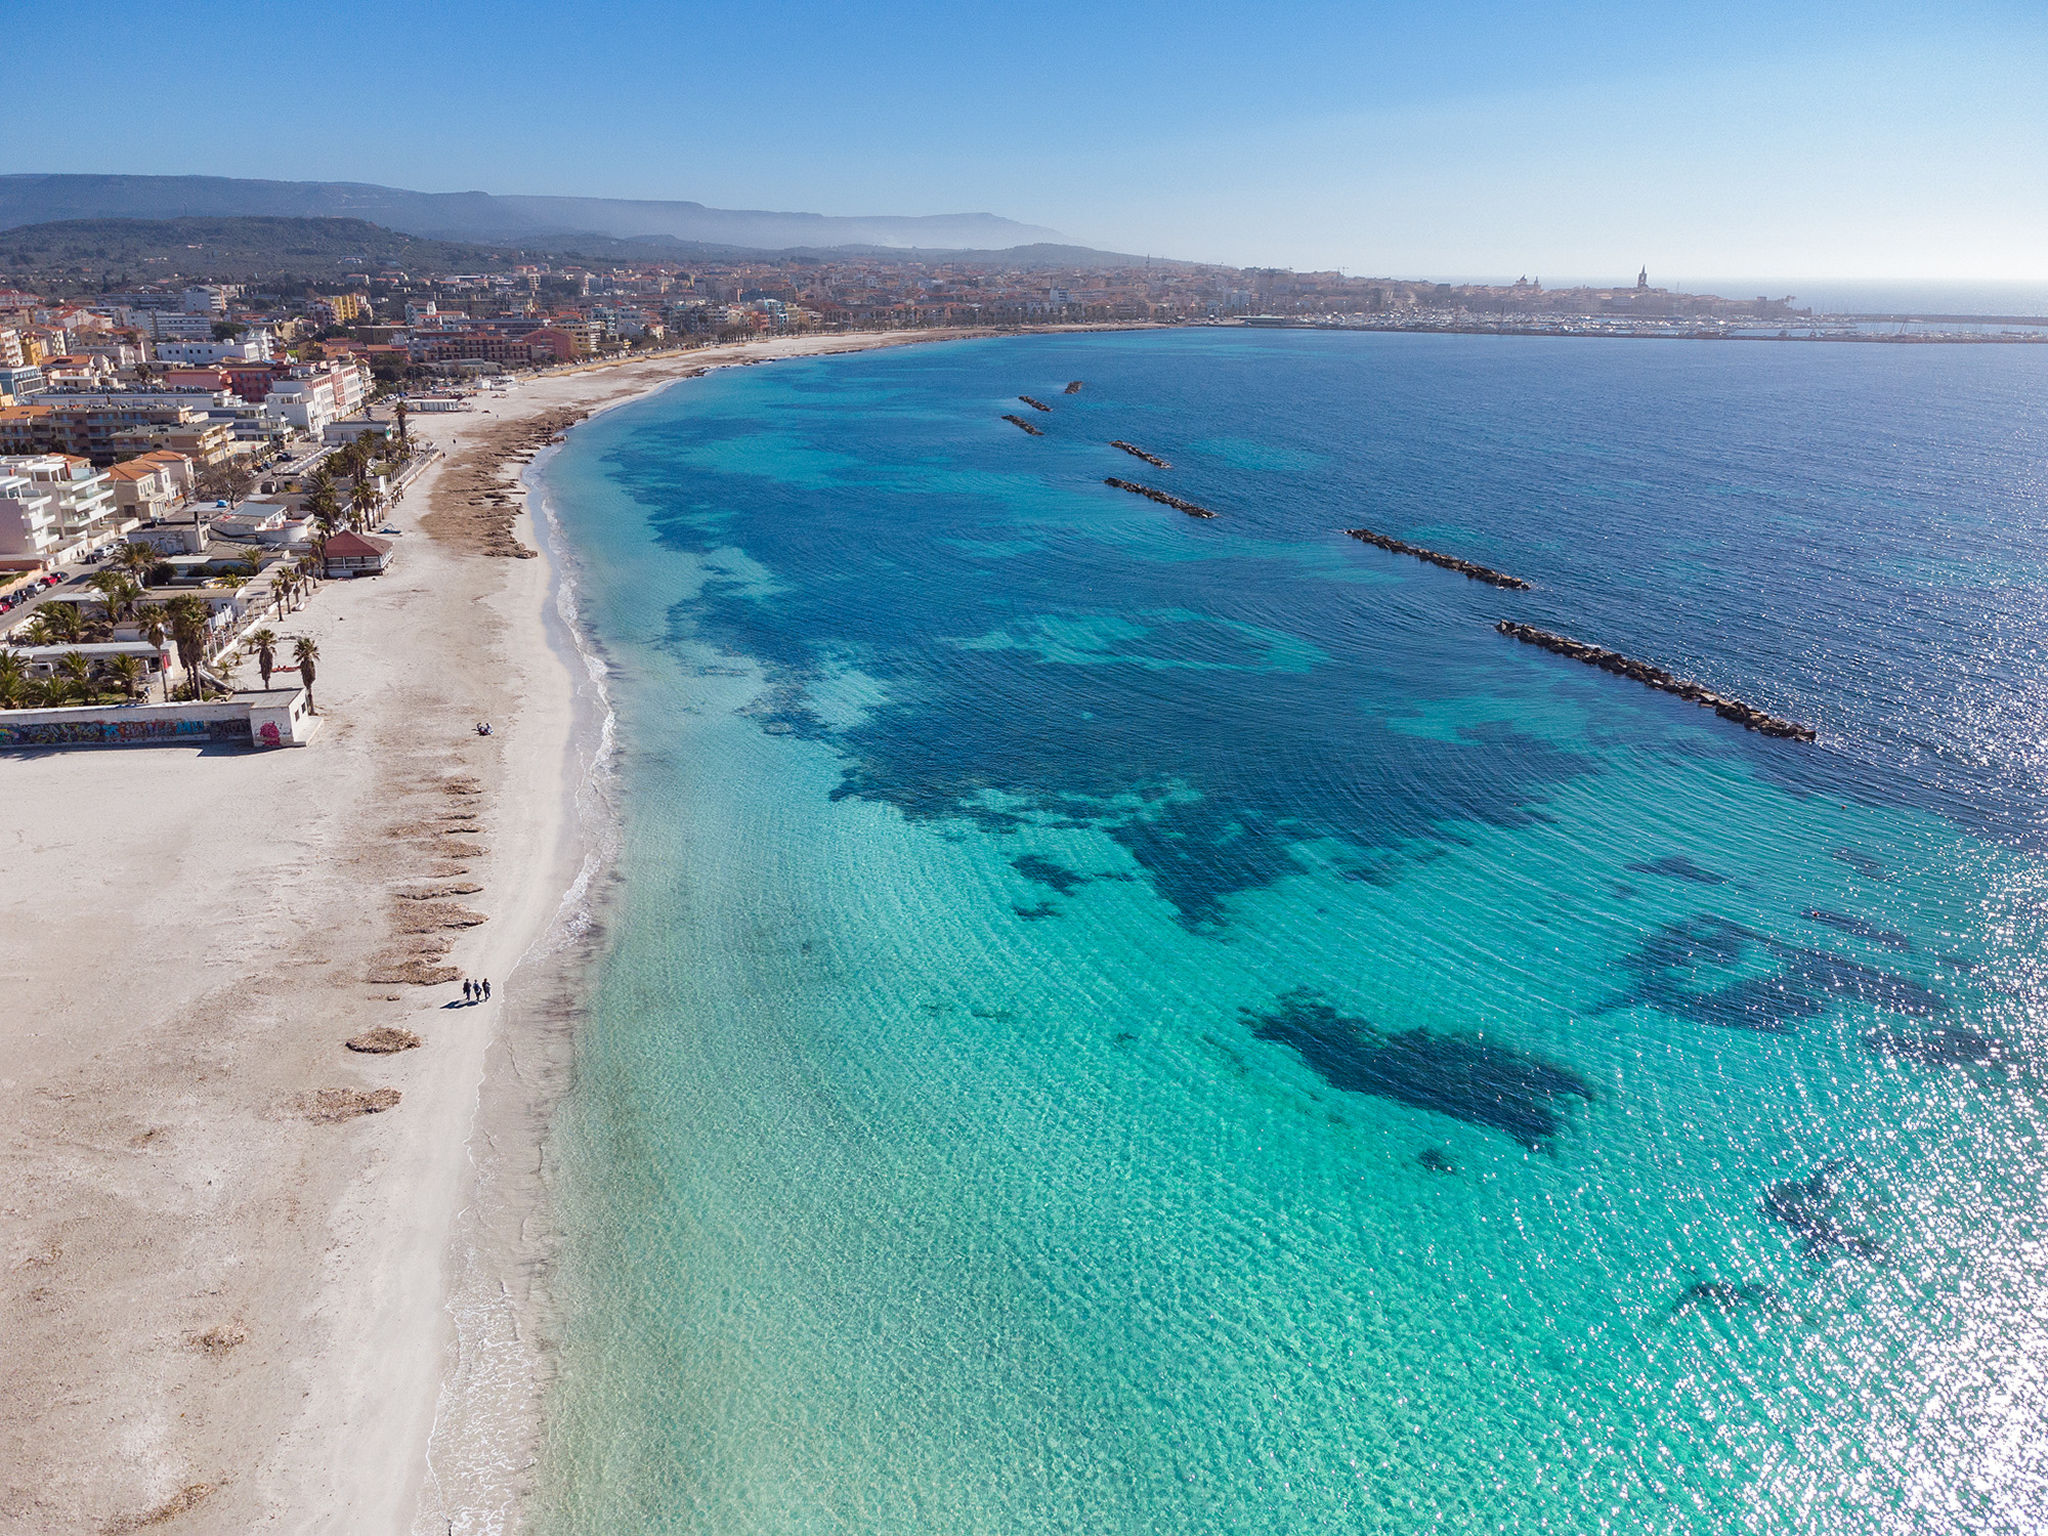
1064 381 1084 394
1003 414 1045 436
1019 395 1053 412
1105 477 1217 518
1496 622 1816 740
1343 527 1528 589
1111 440 1171 468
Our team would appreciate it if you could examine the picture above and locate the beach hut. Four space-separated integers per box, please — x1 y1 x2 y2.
320 530 392 579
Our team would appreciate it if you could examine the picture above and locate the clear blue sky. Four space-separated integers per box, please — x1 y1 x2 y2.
12 0 2047 281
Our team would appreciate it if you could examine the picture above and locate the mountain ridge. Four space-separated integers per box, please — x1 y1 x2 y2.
0 174 1069 253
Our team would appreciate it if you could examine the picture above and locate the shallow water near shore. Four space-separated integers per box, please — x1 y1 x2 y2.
534 330 2048 1533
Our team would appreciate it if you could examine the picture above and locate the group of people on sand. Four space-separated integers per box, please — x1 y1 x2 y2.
475 721 493 736
462 977 491 1004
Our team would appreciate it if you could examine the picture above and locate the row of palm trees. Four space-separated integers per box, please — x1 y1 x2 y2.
0 648 150 709
243 628 321 711
300 432 412 544
0 624 324 711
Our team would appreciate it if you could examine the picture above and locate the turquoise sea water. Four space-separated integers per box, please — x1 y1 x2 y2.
535 331 2048 1533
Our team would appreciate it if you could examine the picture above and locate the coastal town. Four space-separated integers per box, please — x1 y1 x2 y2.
3 233 2039 744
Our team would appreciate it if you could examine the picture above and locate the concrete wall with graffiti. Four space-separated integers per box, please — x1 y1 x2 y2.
0 689 319 750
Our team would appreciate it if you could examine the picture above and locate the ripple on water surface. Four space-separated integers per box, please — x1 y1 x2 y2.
535 330 2048 1535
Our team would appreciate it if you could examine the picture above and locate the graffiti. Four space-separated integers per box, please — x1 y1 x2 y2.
259 720 282 746
0 715 243 748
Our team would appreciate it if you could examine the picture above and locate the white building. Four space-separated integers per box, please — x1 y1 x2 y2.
0 454 122 556
0 471 61 561
181 286 234 316
153 333 275 365
135 312 221 342
262 363 370 435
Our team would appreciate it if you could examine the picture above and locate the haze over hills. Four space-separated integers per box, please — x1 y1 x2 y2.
0 215 1165 287
0 174 1069 254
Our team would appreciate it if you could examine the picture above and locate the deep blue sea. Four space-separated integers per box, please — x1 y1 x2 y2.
534 330 2048 1533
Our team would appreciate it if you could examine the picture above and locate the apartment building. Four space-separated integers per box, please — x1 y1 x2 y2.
106 457 187 522
154 333 276 365
0 454 122 555
0 469 61 562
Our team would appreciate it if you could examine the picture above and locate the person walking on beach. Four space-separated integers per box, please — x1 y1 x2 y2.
482 978 491 1002
462 979 474 1003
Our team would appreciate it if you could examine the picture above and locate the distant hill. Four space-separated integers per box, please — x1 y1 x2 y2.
0 216 533 281
0 216 1173 287
0 174 1070 253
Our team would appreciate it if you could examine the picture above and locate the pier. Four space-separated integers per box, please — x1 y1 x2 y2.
1111 440 1171 468
1019 395 1053 412
1343 527 1528 588
1003 414 1045 436
1496 622 1815 740
1105 477 1217 517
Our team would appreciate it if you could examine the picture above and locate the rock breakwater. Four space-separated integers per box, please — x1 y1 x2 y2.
1063 380 1084 394
1496 622 1816 740
1344 527 1528 589
1018 396 1053 412
1105 477 1217 517
1111 440 1171 468
1003 414 1045 436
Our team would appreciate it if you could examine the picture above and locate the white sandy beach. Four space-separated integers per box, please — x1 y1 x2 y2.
0 329 1003 1533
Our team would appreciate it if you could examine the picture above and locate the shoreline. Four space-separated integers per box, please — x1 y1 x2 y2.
0 326 1027 1534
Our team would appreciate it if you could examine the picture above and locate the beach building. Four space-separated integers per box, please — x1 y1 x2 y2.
0 686 319 749
10 639 172 681
320 530 391 578
323 416 396 444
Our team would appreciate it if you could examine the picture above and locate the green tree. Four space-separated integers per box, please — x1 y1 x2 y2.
349 478 378 529
0 650 27 709
131 603 171 699
117 541 159 585
292 635 320 713
57 650 95 702
164 594 211 700
25 602 82 646
247 627 279 688
88 569 141 624
106 653 145 701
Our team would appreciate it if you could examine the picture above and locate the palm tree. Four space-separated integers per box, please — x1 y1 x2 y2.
89 569 140 624
130 603 170 698
30 601 83 647
105 653 145 701
349 478 378 529
292 636 320 713
118 541 157 584
57 650 95 702
248 627 279 688
0 650 28 709
165 594 210 700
